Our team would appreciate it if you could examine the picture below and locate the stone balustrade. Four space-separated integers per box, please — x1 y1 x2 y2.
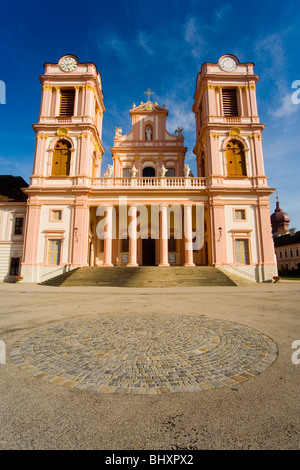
91 177 206 189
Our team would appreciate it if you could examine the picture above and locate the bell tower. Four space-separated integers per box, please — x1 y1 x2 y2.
193 55 277 281
30 54 105 187
22 56 105 282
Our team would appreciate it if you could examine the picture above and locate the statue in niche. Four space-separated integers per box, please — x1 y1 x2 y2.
145 125 153 141
115 127 122 137
184 163 191 177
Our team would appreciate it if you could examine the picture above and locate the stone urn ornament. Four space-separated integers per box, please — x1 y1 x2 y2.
184 163 190 177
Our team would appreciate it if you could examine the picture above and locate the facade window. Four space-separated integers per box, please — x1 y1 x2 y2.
122 168 131 178
166 168 175 177
99 239 104 253
226 140 246 177
290 250 293 258
235 239 250 265
121 237 129 253
296 249 299 257
222 89 239 116
235 209 246 220
59 89 75 117
10 258 20 276
279 252 283 259
51 140 71 176
285 251 288 258
168 237 176 253
51 210 62 221
14 217 24 235
48 239 62 265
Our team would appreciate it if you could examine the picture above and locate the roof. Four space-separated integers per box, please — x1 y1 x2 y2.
0 175 29 202
274 231 300 248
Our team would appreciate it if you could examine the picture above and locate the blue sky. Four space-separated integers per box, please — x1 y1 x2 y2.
0 0 299 228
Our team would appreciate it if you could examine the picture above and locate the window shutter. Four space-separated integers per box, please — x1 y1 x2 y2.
222 89 238 116
59 89 75 116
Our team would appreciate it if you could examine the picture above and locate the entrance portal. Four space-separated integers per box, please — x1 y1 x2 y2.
142 167 155 177
142 238 156 265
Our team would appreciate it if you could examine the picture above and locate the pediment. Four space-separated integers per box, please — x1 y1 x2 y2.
130 101 168 115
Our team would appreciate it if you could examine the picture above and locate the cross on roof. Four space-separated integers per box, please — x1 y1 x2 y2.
144 88 154 102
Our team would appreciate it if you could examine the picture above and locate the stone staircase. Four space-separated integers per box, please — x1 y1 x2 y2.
40 266 238 287
39 268 79 287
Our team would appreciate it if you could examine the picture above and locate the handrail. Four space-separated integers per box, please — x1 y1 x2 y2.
224 265 256 280
40 266 66 279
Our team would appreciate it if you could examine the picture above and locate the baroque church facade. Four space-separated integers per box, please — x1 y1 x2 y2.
0 54 277 283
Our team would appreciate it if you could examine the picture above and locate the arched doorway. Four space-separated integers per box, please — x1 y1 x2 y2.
226 140 246 177
142 166 155 177
51 140 71 176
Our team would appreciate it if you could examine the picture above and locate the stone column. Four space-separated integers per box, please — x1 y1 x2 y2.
184 204 195 266
103 206 113 266
40 86 52 117
159 204 170 266
128 205 138 266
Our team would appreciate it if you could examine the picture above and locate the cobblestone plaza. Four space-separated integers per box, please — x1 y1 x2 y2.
10 314 277 394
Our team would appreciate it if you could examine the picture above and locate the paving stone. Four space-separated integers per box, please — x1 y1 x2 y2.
9 314 277 395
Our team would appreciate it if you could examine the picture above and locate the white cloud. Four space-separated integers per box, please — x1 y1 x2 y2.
96 31 129 60
215 4 233 21
184 17 206 60
254 33 287 87
271 92 299 119
0 156 31 180
138 31 154 55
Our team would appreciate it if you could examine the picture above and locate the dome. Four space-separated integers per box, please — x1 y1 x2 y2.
271 197 290 234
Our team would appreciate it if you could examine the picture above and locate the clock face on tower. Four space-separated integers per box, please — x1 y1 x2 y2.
60 56 78 72
219 56 237 72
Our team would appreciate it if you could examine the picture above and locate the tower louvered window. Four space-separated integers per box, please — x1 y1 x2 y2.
59 89 75 116
222 89 238 116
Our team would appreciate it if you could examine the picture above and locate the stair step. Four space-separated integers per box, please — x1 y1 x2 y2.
39 266 238 287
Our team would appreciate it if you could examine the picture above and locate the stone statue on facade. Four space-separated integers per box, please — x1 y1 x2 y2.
145 125 153 141
175 127 183 137
115 127 122 137
104 164 114 177
131 165 138 177
159 164 167 177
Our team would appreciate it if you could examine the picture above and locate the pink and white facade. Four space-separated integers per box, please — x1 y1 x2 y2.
5 54 277 283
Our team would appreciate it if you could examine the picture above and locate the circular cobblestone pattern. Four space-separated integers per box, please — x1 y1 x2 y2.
10 315 277 394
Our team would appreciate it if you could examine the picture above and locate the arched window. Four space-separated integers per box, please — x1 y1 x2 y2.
226 140 246 177
122 168 131 177
166 168 175 177
142 166 155 177
51 140 71 176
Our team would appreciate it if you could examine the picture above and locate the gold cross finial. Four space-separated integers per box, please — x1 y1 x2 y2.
144 88 154 102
